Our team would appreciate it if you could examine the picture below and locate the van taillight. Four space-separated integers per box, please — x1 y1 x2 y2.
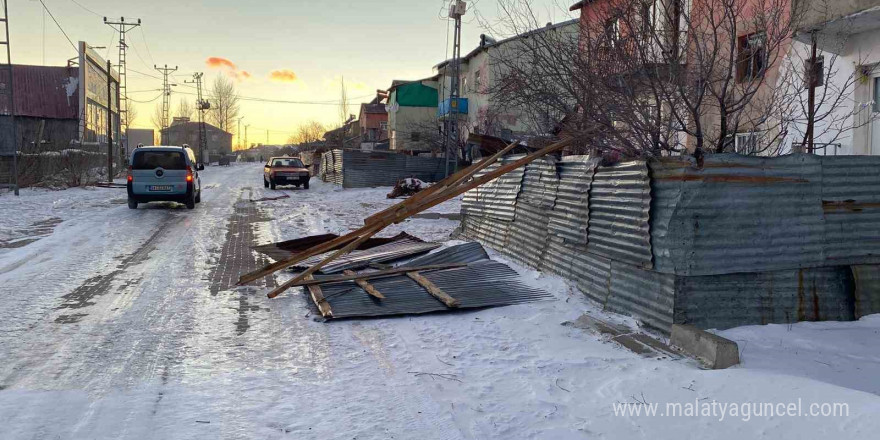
127 166 133 183
186 166 193 182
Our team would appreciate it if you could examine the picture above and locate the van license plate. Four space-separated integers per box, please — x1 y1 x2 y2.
149 185 172 191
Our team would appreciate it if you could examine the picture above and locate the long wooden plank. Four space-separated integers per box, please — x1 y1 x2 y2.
406 271 460 308
267 230 380 298
238 231 363 285
282 263 467 287
305 274 333 318
250 136 574 297
343 270 386 299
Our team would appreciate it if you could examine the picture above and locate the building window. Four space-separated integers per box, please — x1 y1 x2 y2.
474 68 482 93
410 131 421 142
603 17 621 48
737 32 766 82
735 132 759 155
379 121 388 131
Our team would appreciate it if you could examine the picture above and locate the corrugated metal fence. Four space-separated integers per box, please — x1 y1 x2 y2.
319 149 446 188
459 153 880 334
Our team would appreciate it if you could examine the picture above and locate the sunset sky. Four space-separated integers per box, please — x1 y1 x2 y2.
12 0 573 145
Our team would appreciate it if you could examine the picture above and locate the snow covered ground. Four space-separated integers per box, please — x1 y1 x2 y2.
0 162 878 439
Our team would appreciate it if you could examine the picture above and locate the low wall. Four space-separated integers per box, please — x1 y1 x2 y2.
459 153 880 334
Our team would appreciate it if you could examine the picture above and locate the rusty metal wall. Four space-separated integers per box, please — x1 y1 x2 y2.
548 157 597 245
821 155 880 266
674 267 855 331
650 154 826 276
851 265 880 319
606 260 677 333
587 161 653 268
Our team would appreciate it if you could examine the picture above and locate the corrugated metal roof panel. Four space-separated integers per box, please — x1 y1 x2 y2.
461 155 526 221
650 154 825 276
505 201 550 269
318 258 554 319
548 157 598 245
675 267 855 330
821 155 880 265
0 65 79 119
606 260 676 334
518 158 558 209
298 238 440 273
587 161 653 268
460 214 511 251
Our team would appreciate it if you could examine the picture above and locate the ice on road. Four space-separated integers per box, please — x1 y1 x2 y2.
0 163 879 439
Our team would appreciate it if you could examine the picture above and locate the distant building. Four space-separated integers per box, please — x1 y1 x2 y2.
385 76 440 152
323 116 360 149
160 119 233 157
358 98 388 149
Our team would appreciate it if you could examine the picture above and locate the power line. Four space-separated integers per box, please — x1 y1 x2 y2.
69 0 103 17
128 92 164 104
37 0 77 52
138 27 156 66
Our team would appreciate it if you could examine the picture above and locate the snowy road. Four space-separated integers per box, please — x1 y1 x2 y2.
1 163 880 439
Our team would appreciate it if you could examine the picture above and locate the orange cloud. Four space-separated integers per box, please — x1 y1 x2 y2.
206 57 236 70
206 57 251 82
269 69 298 83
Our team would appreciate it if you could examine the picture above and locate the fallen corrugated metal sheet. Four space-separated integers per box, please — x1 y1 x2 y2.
675 267 855 331
316 255 554 319
587 161 653 268
504 201 550 269
461 155 526 221
851 265 880 319
650 154 825 276
253 232 419 262
518 158 558 209
821 155 880 266
606 260 676 333
548 157 597 245
401 241 489 267
297 237 440 273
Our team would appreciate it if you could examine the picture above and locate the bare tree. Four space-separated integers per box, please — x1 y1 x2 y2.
288 120 326 145
487 0 864 160
338 76 350 128
175 98 194 120
126 99 138 127
209 75 240 134
150 103 165 133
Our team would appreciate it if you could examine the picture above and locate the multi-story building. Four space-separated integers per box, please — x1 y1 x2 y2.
384 76 440 152
358 99 388 149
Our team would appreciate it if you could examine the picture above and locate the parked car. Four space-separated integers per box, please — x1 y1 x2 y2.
127 146 204 209
264 157 310 190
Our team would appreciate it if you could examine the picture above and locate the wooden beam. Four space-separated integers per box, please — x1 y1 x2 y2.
304 274 332 318
406 271 460 308
283 263 467 287
343 270 386 299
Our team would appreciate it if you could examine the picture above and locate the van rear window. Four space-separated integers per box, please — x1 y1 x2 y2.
132 151 187 170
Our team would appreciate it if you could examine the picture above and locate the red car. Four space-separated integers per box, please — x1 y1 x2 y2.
264 157 310 190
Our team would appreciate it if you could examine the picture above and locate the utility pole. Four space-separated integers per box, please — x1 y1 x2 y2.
107 60 114 181
444 1 466 177
185 72 209 164
103 16 141 151
266 129 269 146
804 30 818 155
1 0 19 195
245 124 250 150
237 117 244 150
154 64 178 143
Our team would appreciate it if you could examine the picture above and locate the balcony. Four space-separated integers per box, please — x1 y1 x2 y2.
438 98 468 119
795 1 880 51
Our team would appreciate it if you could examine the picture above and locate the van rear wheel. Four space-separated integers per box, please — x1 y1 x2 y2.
263 178 269 188
185 193 196 210
128 199 138 209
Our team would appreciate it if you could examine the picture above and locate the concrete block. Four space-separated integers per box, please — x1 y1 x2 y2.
670 324 740 369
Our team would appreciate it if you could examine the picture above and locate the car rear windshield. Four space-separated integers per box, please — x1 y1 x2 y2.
272 158 304 168
132 151 187 170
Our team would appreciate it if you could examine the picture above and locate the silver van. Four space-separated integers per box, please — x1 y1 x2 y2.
127 146 203 209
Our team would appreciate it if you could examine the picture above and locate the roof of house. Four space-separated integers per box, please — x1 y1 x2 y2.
361 103 387 115
387 74 441 92
434 19 579 70
0 65 79 119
